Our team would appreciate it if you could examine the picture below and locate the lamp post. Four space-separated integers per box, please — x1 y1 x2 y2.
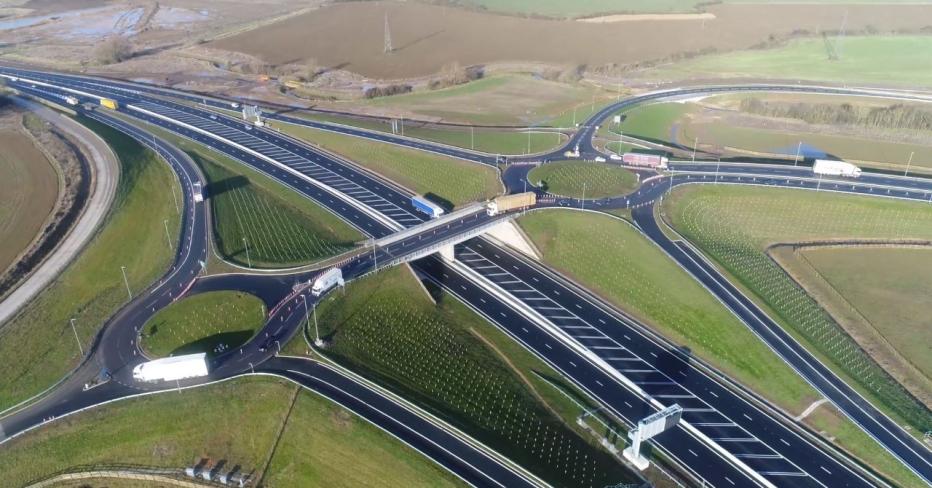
120 266 132 300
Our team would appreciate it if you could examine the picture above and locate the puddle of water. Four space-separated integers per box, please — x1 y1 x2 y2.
771 142 828 159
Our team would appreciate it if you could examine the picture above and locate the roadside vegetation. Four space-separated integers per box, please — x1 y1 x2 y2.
528 161 638 198
289 111 565 155
0 117 180 411
0 377 463 488
663 185 932 437
138 124 363 268
312 266 640 488
777 246 932 403
141 291 266 358
641 36 932 88
518 208 926 488
278 124 502 206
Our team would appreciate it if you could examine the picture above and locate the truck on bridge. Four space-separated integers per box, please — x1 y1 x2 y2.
813 159 861 178
411 196 445 219
132 353 209 383
99 98 119 110
487 192 536 216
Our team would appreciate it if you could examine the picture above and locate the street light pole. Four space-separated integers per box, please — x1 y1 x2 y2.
794 141 802 166
692 137 698 163
581 183 586 211
905 151 915 177
120 266 132 300
313 301 322 347
163 219 172 250
70 318 83 356
471 125 474 151
242 237 251 267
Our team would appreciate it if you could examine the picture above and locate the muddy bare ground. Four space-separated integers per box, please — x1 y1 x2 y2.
211 1 932 79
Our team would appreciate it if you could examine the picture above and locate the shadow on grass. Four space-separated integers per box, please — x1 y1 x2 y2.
169 329 257 357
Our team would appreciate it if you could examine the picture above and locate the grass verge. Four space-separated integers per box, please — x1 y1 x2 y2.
141 291 266 358
0 116 180 411
0 377 464 487
518 207 927 488
145 124 364 268
663 185 932 435
529 161 639 198
312 265 640 487
643 36 932 88
278 123 502 207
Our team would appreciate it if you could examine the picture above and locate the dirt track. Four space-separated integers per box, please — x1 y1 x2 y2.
211 1 932 79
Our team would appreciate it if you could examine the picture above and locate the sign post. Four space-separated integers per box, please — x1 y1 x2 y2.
623 404 683 470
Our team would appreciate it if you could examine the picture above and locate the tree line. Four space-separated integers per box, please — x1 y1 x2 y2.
739 97 932 132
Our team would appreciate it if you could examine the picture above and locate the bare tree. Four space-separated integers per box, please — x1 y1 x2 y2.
94 37 133 65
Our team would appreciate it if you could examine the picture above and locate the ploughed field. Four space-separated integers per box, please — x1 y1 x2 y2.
209 1 932 79
0 130 59 280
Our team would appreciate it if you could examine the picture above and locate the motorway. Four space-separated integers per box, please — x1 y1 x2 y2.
1 66 930 487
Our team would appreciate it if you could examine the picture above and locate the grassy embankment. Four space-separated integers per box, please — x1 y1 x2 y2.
601 95 932 173
278 124 502 207
528 161 639 198
310 266 641 488
141 291 266 358
643 35 932 88
777 246 932 400
136 123 362 268
518 208 926 488
0 377 464 488
0 117 180 411
289 75 617 154
663 185 932 437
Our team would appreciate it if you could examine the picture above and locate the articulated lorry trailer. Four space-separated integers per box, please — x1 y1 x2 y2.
622 153 668 169
813 159 861 178
132 353 209 383
487 192 536 216
99 98 119 110
311 267 344 296
411 196 445 219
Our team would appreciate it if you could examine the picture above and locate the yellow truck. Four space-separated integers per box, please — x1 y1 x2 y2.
99 98 119 110
486 192 536 216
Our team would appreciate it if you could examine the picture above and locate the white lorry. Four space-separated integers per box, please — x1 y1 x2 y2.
311 267 344 296
813 159 861 178
64 95 79 106
192 182 204 203
132 353 209 383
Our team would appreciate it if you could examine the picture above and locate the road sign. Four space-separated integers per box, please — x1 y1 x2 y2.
624 404 683 470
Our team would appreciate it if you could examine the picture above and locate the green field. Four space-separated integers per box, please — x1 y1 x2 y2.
279 124 502 207
645 36 932 88
0 377 464 488
191 150 360 268
357 75 612 127
517 209 818 412
794 247 932 389
292 112 565 155
528 161 639 198
664 185 932 435
518 208 926 488
141 291 266 358
610 102 694 143
312 266 638 487
0 117 181 411
685 121 932 173
448 0 931 17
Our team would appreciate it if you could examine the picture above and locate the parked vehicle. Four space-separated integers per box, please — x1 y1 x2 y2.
594 156 606 163
813 159 861 178
411 196 445 219
487 192 536 216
